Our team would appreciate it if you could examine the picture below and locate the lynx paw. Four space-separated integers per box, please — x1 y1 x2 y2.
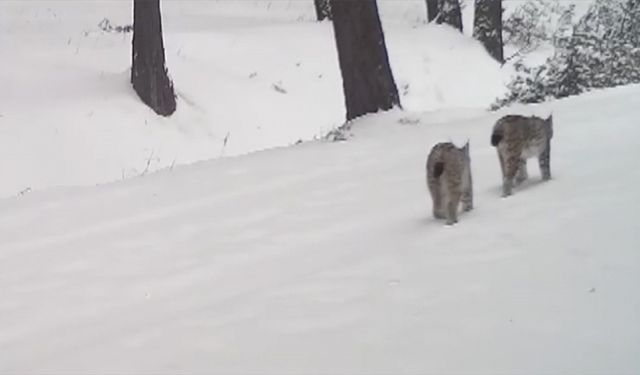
445 217 458 225
515 176 527 185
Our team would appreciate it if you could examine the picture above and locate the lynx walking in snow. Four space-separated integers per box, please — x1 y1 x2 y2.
491 114 553 197
426 142 473 225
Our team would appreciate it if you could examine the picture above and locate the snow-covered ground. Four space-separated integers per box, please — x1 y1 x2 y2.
0 0 507 198
3 0 637 373
2 82 639 373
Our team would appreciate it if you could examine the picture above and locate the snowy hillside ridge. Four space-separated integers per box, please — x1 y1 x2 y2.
0 0 505 198
1 84 639 374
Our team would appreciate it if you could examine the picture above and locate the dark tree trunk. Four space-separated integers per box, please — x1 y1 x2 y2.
131 0 176 116
473 0 504 63
426 0 439 22
330 0 400 121
314 0 332 21
437 0 463 32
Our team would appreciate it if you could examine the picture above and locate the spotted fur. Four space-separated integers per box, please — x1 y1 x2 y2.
491 114 553 197
426 142 473 225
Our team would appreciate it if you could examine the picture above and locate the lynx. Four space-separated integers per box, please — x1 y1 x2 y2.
426 142 473 225
491 114 553 197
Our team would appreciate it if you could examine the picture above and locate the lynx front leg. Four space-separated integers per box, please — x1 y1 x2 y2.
515 158 528 185
430 184 446 219
539 140 551 180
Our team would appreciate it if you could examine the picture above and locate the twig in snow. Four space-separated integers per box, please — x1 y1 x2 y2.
17 187 32 196
140 150 155 176
272 82 287 94
220 132 231 157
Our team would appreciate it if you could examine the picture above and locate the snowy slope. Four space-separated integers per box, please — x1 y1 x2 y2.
1 85 639 374
0 0 507 198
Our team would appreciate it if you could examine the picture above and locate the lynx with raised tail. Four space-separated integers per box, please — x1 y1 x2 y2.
426 142 473 225
491 114 553 197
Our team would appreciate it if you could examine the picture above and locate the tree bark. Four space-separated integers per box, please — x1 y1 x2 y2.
131 0 176 116
437 0 463 32
314 0 332 21
426 0 439 22
330 0 400 121
473 0 504 63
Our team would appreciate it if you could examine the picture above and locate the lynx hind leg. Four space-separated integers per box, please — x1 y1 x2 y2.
502 154 520 197
497 150 509 196
462 171 473 212
498 150 506 177
429 182 446 219
539 140 551 180
446 191 461 225
515 158 528 185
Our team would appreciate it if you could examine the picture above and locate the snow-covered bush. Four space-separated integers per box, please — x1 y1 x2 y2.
502 0 575 53
493 0 640 109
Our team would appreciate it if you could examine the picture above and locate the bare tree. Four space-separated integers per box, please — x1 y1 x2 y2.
426 0 439 22
131 0 176 116
330 0 400 121
314 0 332 21
437 0 463 32
474 0 504 63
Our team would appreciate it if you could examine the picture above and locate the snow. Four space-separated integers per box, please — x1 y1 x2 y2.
0 0 507 198
2 80 640 372
2 1 638 373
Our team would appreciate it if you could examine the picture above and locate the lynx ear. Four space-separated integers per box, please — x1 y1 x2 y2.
463 140 470 155
546 112 553 123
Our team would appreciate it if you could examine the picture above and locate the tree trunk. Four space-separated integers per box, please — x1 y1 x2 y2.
131 0 176 116
437 0 463 32
314 0 332 21
426 0 439 22
330 0 400 121
473 0 504 63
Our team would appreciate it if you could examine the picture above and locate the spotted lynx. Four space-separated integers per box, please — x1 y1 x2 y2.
426 142 473 225
491 114 553 197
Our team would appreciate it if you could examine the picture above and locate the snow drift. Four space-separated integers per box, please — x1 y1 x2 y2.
1 84 639 373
